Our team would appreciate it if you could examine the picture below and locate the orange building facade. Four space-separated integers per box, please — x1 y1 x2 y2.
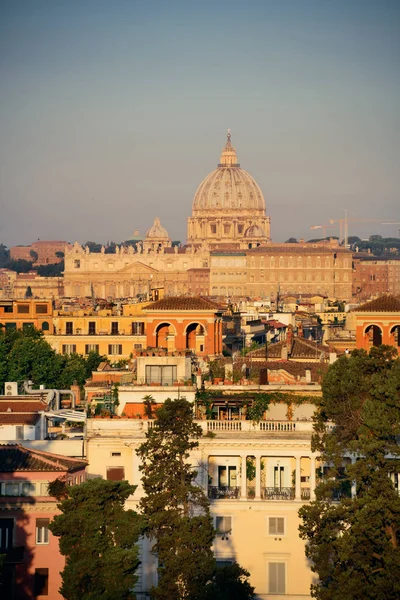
353 295 400 353
145 296 223 356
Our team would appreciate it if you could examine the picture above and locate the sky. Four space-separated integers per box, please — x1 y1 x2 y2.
1 0 399 247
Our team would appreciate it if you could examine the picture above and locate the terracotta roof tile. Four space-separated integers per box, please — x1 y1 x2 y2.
248 337 331 360
354 294 400 312
146 296 222 311
0 444 87 472
0 400 47 412
0 413 40 425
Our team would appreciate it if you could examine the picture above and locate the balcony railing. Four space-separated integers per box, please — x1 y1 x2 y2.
203 420 313 433
261 487 295 500
208 486 241 500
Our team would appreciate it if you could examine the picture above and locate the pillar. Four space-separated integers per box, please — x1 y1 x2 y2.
295 455 301 500
255 455 261 499
310 455 316 500
241 454 247 499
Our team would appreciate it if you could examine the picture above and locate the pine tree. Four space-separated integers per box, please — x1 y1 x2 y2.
49 478 145 600
299 346 400 600
137 398 215 599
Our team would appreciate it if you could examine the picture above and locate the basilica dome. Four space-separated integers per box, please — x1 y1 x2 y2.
187 132 271 247
192 133 266 212
146 217 169 239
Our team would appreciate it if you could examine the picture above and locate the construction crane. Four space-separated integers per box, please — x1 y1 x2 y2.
329 215 400 247
310 224 335 239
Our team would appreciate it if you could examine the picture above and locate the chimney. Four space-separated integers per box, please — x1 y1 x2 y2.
297 322 304 338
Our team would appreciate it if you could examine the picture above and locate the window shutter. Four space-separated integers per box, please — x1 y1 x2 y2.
268 562 285 594
106 467 125 481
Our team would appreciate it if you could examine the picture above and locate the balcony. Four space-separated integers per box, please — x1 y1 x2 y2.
202 420 313 433
261 487 295 500
208 486 241 500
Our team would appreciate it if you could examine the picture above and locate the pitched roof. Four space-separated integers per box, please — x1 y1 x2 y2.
248 337 331 360
236 359 329 382
0 444 87 472
0 398 47 425
146 296 222 311
354 294 400 312
0 399 47 412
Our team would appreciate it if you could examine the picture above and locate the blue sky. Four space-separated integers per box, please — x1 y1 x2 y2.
1 0 399 246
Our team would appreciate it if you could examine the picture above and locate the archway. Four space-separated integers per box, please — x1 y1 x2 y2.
365 324 383 348
185 323 205 351
156 323 172 349
390 325 400 348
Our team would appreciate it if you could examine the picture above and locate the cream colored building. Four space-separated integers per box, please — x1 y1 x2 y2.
86 407 319 599
63 133 353 301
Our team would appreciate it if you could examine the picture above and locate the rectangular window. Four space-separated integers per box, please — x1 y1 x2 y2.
17 304 29 314
36 518 50 544
74 259 81 268
88 321 96 335
4 305 13 313
85 344 99 354
108 344 123 355
268 562 286 594
106 467 125 481
22 322 34 330
0 518 14 550
111 452 121 457
145 365 177 385
268 517 285 536
5 322 17 331
66 322 73 335
21 482 36 496
40 483 49 496
131 322 145 335
35 304 48 314
34 568 49 596
5 483 19 496
111 322 119 335
16 426 23 440
134 343 142 350
62 344 76 354
215 516 232 537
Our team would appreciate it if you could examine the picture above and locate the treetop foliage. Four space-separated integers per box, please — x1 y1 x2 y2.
0 326 104 392
299 346 400 600
137 398 255 599
49 478 145 600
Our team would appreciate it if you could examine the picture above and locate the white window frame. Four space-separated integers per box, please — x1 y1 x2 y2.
36 519 50 545
267 516 286 537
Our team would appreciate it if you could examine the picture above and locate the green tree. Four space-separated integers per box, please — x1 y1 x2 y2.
6 329 63 387
299 346 400 600
137 398 215 600
84 351 105 379
204 562 254 600
49 478 145 600
29 249 38 263
57 353 88 388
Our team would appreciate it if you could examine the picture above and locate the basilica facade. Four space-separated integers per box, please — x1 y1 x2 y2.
63 134 353 300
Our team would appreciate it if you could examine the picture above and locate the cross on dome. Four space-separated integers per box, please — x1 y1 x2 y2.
219 130 239 167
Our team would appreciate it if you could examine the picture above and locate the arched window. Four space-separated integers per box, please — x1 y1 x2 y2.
41 322 49 331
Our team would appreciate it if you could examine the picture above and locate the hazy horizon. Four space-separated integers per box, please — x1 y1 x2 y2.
1 0 399 248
